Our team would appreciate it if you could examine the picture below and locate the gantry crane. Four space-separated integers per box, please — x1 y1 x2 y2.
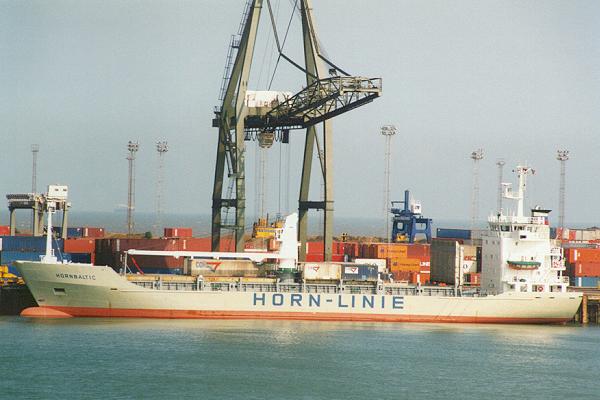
211 0 381 260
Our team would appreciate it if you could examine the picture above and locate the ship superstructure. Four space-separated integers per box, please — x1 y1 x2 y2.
481 165 569 295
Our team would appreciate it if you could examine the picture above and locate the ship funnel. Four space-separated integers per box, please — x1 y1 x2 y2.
275 213 299 270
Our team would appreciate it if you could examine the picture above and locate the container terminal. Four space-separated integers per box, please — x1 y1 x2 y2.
2 1 598 322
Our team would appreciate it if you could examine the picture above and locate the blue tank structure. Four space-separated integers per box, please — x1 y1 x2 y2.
390 190 432 243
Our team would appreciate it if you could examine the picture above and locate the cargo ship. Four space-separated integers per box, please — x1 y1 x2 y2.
16 167 582 323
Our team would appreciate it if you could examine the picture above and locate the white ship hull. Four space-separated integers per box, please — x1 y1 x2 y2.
16 261 582 324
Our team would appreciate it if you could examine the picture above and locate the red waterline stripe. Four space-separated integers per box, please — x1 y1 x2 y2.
21 306 570 324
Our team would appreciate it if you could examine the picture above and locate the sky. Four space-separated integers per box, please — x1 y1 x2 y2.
1 0 599 227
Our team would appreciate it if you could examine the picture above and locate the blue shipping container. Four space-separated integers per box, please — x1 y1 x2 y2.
53 227 84 238
0 236 64 253
1 251 71 276
436 228 471 240
572 277 599 287
341 264 378 282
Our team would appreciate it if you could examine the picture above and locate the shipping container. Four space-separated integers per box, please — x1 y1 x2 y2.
1 251 72 275
303 262 342 280
436 228 471 240
64 238 95 253
372 243 408 259
406 243 430 259
391 270 411 282
305 253 323 262
304 253 344 262
0 226 10 236
341 263 378 282
184 259 260 277
54 227 86 238
164 227 193 238
354 258 386 273
388 258 421 272
572 261 600 277
390 271 428 284
0 236 64 253
306 241 324 254
430 239 463 285
342 242 359 258
83 227 105 238
572 248 600 263
571 276 600 287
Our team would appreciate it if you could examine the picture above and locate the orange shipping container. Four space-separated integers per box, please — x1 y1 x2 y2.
573 261 600 277
64 238 96 253
389 258 421 272
373 243 408 259
406 243 430 258
573 249 600 263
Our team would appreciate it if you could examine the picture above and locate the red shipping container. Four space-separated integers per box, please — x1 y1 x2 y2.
177 237 235 252
83 227 105 238
305 253 323 262
307 241 324 254
332 254 344 262
573 261 600 277
406 243 430 258
164 227 193 238
342 242 359 258
0 226 10 235
64 238 96 253
573 248 600 263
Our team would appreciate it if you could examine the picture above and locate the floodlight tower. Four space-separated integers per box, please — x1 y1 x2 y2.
155 140 168 235
496 159 505 212
31 144 39 193
381 125 397 242
126 141 139 236
470 148 484 229
556 149 569 230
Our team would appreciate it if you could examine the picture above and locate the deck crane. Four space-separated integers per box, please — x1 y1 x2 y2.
211 0 381 261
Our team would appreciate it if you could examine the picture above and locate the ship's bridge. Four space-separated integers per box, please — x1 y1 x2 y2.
487 215 550 241
488 215 547 225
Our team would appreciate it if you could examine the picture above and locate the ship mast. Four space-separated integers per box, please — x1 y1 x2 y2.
502 165 534 218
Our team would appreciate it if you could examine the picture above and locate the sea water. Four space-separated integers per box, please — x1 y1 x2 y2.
1 317 598 399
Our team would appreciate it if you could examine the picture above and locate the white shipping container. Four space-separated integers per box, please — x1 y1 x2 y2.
303 262 341 280
185 259 258 277
355 258 387 273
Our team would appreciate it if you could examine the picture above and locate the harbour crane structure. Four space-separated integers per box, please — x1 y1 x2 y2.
211 0 382 260
390 190 432 244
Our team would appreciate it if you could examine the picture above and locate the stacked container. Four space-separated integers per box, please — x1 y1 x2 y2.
355 242 432 284
94 237 235 274
0 236 67 275
305 241 345 262
64 238 96 264
163 227 193 238
565 247 600 287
